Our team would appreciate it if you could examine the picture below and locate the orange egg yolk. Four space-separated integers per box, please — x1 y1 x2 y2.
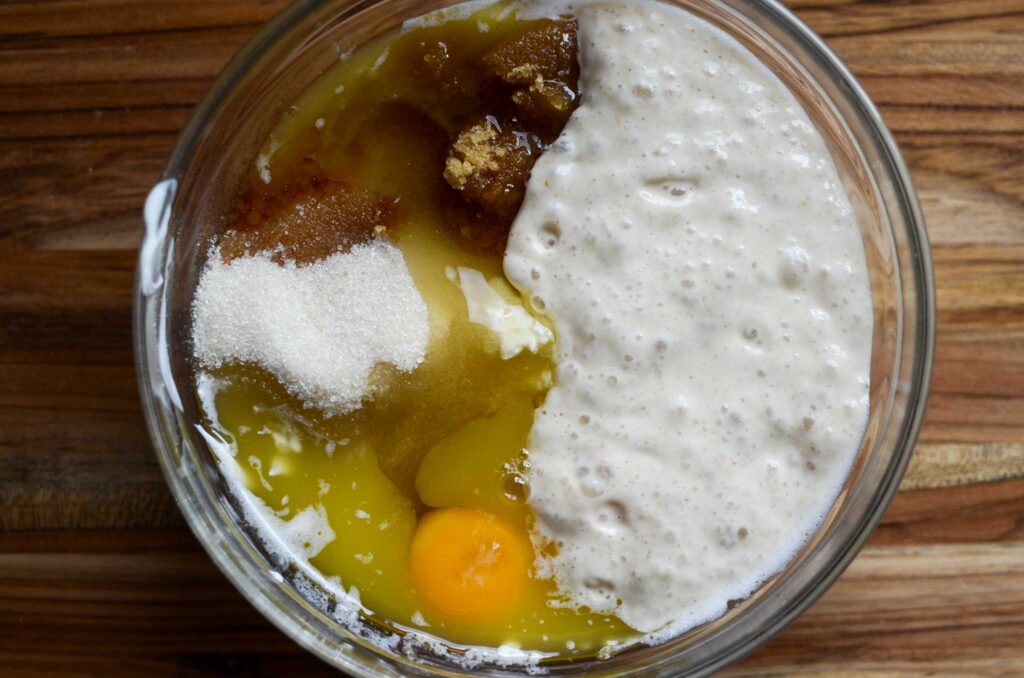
410 507 531 619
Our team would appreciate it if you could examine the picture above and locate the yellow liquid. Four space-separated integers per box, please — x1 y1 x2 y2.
198 1 637 657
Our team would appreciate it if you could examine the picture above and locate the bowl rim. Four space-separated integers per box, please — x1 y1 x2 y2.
134 0 936 675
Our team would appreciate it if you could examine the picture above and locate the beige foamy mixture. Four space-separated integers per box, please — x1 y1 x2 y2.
504 1 873 638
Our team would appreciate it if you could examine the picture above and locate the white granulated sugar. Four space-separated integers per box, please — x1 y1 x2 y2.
192 241 429 414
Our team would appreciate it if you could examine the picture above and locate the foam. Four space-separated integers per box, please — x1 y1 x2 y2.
505 0 872 639
192 241 429 414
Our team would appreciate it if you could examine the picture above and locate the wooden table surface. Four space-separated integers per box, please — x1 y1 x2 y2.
1 0 1022 675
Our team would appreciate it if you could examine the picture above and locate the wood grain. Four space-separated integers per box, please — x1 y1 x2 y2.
0 0 1022 675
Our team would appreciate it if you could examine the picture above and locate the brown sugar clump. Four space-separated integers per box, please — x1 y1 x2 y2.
483 20 578 84
220 178 393 266
511 76 577 132
443 117 541 223
416 40 473 99
482 19 580 132
443 120 505 190
438 20 582 256
440 189 517 258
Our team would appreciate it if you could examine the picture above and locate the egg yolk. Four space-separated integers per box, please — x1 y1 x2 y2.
410 507 531 619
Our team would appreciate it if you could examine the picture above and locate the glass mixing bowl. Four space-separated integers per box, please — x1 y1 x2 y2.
134 0 935 674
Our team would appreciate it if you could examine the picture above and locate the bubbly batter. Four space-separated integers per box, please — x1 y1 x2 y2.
506 1 872 638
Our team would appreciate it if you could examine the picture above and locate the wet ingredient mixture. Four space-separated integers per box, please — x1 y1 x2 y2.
189 0 873 667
